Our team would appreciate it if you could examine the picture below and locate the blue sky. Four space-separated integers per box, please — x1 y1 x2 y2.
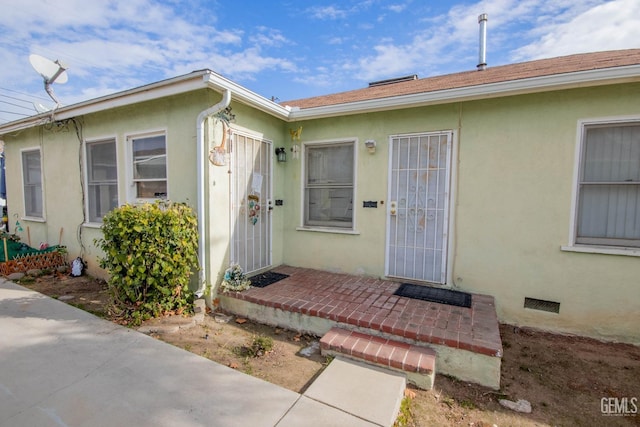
1 0 639 124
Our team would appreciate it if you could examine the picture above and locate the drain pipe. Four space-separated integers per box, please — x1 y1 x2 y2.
195 88 231 297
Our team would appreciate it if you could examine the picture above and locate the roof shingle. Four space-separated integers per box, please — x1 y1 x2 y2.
282 49 640 109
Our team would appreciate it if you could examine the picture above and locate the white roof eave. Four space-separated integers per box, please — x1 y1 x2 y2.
0 70 291 136
2 64 639 135
288 64 640 121
203 73 291 120
0 71 212 135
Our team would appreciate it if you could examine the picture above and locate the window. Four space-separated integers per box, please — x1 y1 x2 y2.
575 122 640 248
129 133 167 200
304 141 355 229
86 139 118 222
22 149 43 218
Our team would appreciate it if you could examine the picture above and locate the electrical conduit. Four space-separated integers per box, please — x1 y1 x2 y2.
195 88 231 297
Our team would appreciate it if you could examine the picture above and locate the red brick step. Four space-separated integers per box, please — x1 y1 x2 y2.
320 327 437 390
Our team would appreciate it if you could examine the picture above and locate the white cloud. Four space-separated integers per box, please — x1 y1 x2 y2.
249 28 291 48
388 3 409 13
1 0 638 124
170 47 298 83
307 5 349 20
0 0 301 115
341 0 637 85
512 0 640 60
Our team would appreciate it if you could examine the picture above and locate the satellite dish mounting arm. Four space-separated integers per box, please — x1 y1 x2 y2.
29 54 69 110
44 60 68 108
44 82 61 107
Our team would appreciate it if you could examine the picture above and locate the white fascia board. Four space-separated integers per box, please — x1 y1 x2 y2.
203 73 290 120
289 65 640 121
0 71 291 136
0 71 210 135
3 64 639 134
55 76 207 120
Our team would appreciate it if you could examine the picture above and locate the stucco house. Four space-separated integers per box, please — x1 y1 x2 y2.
1 48 639 349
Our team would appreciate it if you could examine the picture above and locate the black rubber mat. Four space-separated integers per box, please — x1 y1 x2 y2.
393 283 472 308
250 271 290 288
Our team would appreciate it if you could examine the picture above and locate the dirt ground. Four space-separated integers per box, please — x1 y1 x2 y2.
17 272 640 427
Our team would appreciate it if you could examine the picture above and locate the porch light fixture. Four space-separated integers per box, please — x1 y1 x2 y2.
365 139 376 154
275 147 287 162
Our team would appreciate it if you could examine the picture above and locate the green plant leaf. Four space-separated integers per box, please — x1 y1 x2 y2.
96 201 198 323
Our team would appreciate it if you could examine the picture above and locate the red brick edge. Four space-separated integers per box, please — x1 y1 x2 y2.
320 327 436 374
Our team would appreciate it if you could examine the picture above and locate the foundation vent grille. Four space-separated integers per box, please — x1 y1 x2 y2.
524 297 560 314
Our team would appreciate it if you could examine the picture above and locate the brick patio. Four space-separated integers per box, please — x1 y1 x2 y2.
220 265 503 388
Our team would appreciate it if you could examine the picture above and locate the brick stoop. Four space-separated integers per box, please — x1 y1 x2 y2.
320 327 436 390
219 266 503 389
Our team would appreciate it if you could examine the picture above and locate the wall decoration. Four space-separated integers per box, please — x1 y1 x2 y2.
208 107 235 166
248 196 260 225
209 120 228 166
289 126 303 141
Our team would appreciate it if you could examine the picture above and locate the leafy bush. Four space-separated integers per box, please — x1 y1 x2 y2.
95 201 199 325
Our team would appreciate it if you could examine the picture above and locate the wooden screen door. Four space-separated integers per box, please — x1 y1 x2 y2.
230 130 272 274
386 131 452 284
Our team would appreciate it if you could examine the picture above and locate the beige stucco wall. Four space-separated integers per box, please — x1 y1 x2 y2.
206 101 287 290
2 89 286 291
3 80 638 344
4 91 217 279
279 106 460 276
278 84 640 344
452 85 640 344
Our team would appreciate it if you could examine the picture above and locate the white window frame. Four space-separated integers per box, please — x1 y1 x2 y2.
563 116 640 257
299 138 357 232
84 137 119 224
20 147 44 220
125 130 169 203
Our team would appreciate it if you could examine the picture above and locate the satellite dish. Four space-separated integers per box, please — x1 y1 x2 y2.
29 54 69 108
29 54 68 84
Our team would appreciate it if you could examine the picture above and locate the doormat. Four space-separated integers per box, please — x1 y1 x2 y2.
250 271 290 288
393 283 472 308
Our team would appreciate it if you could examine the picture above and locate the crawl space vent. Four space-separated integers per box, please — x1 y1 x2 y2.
524 297 560 314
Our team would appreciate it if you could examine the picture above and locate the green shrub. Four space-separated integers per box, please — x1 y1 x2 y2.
236 335 274 358
95 201 199 325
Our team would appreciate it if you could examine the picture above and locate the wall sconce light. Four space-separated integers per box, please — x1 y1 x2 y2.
275 147 287 162
365 139 376 154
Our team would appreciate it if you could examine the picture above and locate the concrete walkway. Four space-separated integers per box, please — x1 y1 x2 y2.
0 279 404 427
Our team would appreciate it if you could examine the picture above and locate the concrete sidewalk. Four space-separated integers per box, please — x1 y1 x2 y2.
0 279 404 427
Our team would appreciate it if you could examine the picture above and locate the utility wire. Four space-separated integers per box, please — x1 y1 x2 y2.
0 99 36 112
0 93 37 105
0 110 30 117
0 86 51 102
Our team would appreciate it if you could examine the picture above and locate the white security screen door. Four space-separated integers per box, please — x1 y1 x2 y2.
386 131 452 284
230 130 272 274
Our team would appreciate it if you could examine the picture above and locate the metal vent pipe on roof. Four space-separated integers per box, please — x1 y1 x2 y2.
477 13 488 71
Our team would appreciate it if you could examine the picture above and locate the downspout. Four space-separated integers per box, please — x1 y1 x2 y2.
195 88 231 297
